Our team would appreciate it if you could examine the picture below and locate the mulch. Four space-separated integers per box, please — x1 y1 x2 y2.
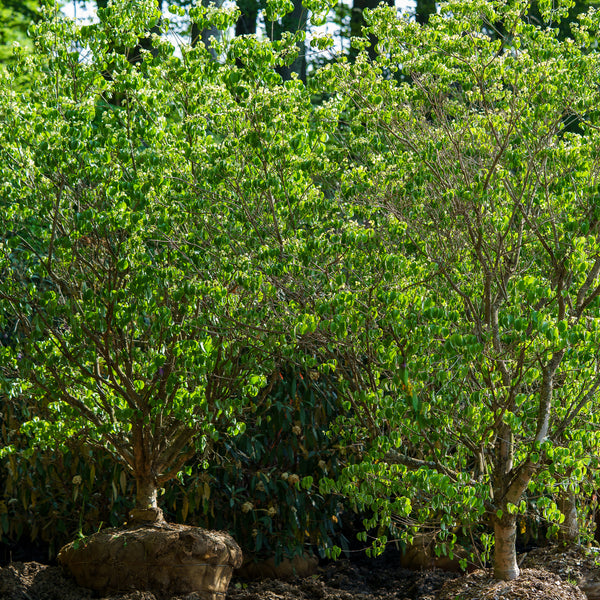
2 544 599 600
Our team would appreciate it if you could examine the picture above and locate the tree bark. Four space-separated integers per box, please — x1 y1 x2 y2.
265 0 307 81
130 475 165 524
236 0 259 36
493 512 519 580
415 0 436 24
136 476 158 510
349 0 393 62
191 0 226 59
558 491 579 544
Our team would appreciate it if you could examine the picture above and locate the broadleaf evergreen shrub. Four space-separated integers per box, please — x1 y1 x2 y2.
1 370 349 561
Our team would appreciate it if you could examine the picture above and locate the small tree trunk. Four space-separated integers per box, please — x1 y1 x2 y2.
265 0 307 82
191 0 226 59
136 476 158 509
493 512 519 580
236 0 259 36
558 491 579 544
415 0 436 24
129 476 165 524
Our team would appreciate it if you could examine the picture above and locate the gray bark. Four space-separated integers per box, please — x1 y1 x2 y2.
493 512 519 580
558 491 579 544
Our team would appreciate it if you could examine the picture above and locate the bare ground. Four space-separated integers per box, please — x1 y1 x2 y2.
0 554 456 600
1 545 599 600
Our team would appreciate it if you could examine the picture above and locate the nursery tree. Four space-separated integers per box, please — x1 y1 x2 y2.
318 0 600 581
0 0 342 523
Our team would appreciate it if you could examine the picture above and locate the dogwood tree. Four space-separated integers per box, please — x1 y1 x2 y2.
0 0 344 524
318 0 600 580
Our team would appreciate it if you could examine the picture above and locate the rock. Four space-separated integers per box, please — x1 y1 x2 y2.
235 553 318 580
57 523 242 599
581 580 600 600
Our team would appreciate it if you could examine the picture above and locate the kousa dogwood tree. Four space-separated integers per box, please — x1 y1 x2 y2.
317 0 600 580
0 0 342 525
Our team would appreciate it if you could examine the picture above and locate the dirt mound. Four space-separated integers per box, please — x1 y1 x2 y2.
228 558 456 600
0 555 457 600
521 544 600 599
0 561 92 600
6 553 587 600
436 568 586 600
235 553 318 579
0 547 598 600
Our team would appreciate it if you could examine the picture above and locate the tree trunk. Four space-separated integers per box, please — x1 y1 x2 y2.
191 0 226 59
265 0 307 81
129 475 165 524
136 476 158 509
236 0 259 36
349 0 393 62
493 512 519 580
558 491 579 544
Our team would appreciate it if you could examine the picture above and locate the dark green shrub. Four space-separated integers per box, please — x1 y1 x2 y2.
163 370 350 561
1 370 350 561
0 396 131 557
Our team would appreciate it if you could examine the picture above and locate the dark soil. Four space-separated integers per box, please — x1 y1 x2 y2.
1 545 599 600
0 553 458 600
228 555 457 600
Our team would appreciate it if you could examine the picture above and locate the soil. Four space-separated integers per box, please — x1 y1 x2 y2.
1 545 599 600
436 568 586 600
521 544 600 600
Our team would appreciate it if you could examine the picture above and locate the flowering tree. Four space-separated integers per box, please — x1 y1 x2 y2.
318 0 600 580
0 0 342 524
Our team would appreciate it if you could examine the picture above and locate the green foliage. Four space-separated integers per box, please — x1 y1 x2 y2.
163 370 350 560
4 0 600 578
313 0 600 579
0 0 350 516
0 395 131 556
0 0 41 64
0 370 349 560
0 0 389 537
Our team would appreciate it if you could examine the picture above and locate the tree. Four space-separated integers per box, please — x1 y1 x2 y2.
0 0 342 525
0 0 42 67
235 0 260 37
528 0 599 41
347 0 394 62
348 0 434 64
264 0 308 80
317 0 600 580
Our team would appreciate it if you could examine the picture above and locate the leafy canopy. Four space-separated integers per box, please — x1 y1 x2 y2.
0 0 355 507
316 0 600 577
